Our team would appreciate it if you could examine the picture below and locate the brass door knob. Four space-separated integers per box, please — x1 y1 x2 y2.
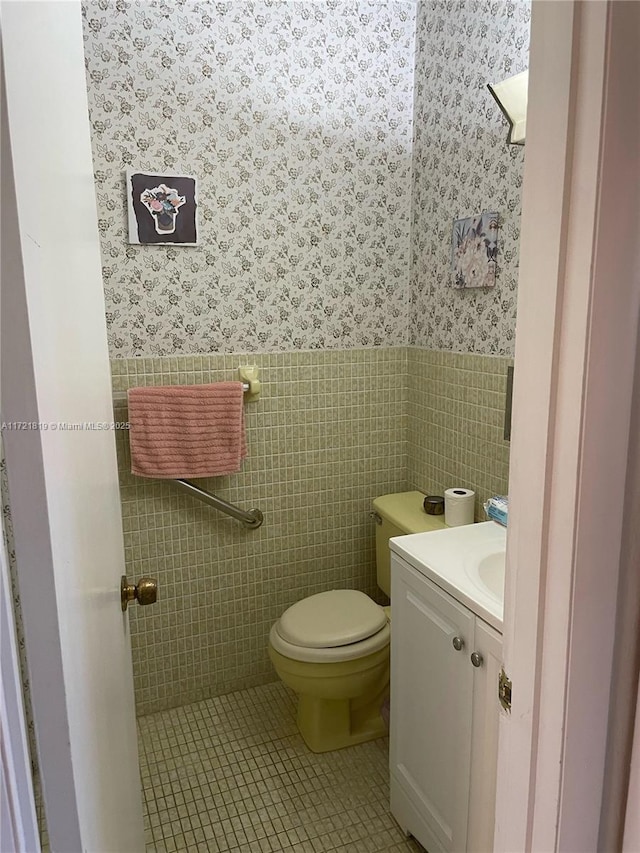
121 575 158 611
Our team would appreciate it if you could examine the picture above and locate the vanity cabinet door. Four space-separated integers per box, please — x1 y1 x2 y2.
467 618 503 853
390 557 475 853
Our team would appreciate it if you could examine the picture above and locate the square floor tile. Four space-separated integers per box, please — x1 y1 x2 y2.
138 683 424 853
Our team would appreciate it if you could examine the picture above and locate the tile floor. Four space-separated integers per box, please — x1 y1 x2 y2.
139 682 424 853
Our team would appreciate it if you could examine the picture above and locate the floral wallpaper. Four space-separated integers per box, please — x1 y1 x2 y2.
82 0 417 358
409 0 530 356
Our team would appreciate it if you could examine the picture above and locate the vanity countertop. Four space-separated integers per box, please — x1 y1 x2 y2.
390 521 506 632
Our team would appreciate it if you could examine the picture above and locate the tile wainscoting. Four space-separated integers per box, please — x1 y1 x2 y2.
407 349 512 519
113 347 511 715
113 348 408 715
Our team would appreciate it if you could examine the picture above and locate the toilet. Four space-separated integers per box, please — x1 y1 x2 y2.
268 491 447 752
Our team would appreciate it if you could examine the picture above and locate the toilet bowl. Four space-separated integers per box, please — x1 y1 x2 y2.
268 492 447 753
268 589 390 753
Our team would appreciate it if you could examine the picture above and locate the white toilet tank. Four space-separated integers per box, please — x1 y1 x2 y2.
372 491 447 597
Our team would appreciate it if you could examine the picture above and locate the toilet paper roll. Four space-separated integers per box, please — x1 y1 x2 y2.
444 488 475 527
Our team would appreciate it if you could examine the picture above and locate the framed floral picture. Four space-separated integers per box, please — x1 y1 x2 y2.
127 170 198 245
451 211 498 289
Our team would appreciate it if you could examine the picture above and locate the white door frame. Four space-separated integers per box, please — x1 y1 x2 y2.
495 1 640 850
2 0 638 850
0 484 40 853
0 39 39 851
620 358 640 852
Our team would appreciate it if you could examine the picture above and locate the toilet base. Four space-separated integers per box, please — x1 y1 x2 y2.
297 684 389 753
269 643 390 753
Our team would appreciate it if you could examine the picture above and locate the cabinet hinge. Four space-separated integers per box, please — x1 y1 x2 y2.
499 668 512 713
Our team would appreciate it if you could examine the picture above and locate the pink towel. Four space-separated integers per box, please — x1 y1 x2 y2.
127 383 247 479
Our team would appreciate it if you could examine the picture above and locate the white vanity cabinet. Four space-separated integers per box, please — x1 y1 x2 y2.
390 553 503 853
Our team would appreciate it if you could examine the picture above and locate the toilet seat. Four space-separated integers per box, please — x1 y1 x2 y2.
269 621 390 663
270 589 391 663
277 589 387 648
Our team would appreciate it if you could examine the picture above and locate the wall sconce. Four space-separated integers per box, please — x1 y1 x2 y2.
488 70 528 145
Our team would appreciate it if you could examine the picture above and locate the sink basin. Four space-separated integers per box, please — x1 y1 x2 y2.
389 521 507 631
476 551 506 600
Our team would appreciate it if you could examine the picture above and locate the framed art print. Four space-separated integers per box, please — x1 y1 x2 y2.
127 170 198 246
451 211 498 289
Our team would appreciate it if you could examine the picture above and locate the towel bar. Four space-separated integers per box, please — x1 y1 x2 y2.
112 382 250 404
174 479 264 529
112 372 263 528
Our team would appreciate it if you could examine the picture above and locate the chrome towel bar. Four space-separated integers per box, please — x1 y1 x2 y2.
112 381 249 404
113 364 262 403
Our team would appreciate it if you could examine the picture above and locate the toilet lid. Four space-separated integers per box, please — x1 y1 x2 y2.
277 590 387 648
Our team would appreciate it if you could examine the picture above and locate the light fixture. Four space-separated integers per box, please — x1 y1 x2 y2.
487 70 528 145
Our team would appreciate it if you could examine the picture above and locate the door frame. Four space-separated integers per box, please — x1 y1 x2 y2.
0 485 40 853
1 0 638 850
495 1 640 850
0 39 39 851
